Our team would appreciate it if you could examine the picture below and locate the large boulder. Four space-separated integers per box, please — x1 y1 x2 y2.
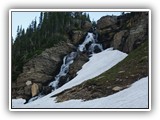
68 53 89 78
112 30 129 50
123 23 148 53
97 16 117 29
81 21 92 31
71 30 84 45
31 83 40 97
42 86 52 95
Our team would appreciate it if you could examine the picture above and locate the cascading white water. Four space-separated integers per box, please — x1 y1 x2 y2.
49 32 103 90
78 32 96 52
49 52 77 89
27 31 103 103
88 43 103 54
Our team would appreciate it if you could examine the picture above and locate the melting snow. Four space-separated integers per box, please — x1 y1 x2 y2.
12 48 148 109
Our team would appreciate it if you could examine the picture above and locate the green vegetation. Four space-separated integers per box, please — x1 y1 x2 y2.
12 12 91 81
55 40 148 102
86 40 148 86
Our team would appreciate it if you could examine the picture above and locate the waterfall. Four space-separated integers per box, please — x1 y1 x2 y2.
78 32 96 52
49 52 77 89
49 31 103 90
88 43 103 54
28 31 103 103
78 32 103 53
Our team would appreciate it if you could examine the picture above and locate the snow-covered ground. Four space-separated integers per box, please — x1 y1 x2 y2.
12 77 148 109
12 48 148 109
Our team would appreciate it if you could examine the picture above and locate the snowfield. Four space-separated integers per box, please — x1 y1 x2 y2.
11 48 148 109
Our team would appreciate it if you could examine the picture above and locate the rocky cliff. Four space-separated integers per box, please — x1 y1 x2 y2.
53 12 149 102
12 21 91 100
97 12 148 53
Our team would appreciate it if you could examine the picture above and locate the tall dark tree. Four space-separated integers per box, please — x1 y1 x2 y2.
12 12 91 82
38 12 43 29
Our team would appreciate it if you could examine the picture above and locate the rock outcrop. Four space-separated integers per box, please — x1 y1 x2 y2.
97 12 148 53
97 16 117 29
13 41 73 100
68 53 89 77
113 30 129 50
71 30 84 45
81 21 92 31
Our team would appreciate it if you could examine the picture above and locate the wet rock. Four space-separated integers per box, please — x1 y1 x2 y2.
24 85 32 96
42 86 52 95
93 45 102 53
58 75 70 88
68 53 89 78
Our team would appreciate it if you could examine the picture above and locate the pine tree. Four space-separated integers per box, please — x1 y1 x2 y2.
12 11 91 82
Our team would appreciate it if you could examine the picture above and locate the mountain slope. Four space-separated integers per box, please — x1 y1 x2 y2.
12 47 128 108
11 12 149 109
55 40 148 102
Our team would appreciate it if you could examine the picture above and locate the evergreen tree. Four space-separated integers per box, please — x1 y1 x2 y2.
12 12 91 82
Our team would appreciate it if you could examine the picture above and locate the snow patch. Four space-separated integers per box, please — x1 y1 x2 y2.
12 77 148 108
50 48 128 96
12 48 133 108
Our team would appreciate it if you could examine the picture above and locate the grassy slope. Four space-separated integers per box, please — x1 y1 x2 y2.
54 41 148 102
